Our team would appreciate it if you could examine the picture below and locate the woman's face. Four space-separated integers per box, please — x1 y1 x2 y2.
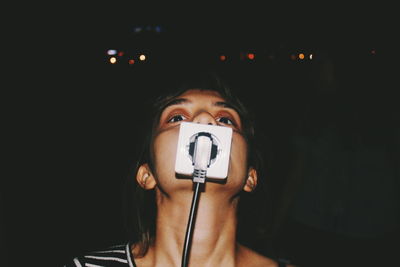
151 89 249 195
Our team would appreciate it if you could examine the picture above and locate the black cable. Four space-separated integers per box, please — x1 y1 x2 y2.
181 181 202 267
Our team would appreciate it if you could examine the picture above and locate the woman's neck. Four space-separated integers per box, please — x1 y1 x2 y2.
151 190 240 267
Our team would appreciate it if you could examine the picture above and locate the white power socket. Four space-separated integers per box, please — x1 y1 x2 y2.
175 122 233 180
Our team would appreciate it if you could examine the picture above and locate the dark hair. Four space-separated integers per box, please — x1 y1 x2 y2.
122 70 267 257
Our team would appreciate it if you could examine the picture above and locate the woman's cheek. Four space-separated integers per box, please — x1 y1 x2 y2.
227 133 248 187
152 127 191 191
153 129 178 170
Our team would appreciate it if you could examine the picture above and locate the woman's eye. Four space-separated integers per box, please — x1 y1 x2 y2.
216 117 234 125
167 114 186 123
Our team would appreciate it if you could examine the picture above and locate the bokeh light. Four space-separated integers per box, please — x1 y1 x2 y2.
109 57 117 64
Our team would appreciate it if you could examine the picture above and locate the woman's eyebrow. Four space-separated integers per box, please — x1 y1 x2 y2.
162 98 238 113
162 98 191 109
214 101 238 113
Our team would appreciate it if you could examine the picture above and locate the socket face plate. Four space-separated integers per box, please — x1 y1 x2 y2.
174 122 233 179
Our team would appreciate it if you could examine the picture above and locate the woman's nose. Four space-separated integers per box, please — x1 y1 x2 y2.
192 111 217 125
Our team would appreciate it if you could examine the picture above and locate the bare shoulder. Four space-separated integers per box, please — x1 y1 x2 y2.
237 244 282 267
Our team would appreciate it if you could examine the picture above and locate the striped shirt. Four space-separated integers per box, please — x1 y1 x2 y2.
63 243 290 267
64 243 136 267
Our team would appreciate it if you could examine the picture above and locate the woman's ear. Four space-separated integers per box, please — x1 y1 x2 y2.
136 163 156 190
243 167 258 192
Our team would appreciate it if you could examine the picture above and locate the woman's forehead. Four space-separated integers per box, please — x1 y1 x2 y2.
177 89 224 100
160 89 239 114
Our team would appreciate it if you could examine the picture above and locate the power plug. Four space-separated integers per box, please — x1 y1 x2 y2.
175 121 233 180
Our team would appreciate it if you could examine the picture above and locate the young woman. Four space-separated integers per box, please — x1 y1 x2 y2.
64 71 297 267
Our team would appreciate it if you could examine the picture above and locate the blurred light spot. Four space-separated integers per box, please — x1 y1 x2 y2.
247 53 255 60
139 54 146 61
109 57 117 64
309 54 313 60
220 55 226 61
107 49 117 56
128 59 135 65
371 49 376 55
298 53 305 60
118 51 124 57
155 26 162 33
134 27 142 33
290 54 296 60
